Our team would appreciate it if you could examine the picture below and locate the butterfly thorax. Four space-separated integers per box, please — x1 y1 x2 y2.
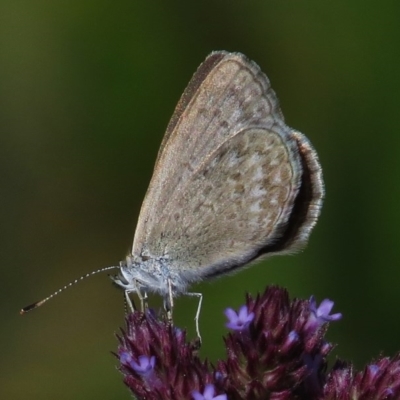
111 254 188 297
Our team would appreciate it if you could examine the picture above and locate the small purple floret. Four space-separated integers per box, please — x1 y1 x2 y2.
282 330 300 353
367 364 380 379
287 330 299 343
120 350 132 366
305 296 342 333
225 305 254 331
192 384 227 400
131 355 156 375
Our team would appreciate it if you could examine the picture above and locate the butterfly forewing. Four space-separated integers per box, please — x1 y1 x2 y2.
132 51 288 257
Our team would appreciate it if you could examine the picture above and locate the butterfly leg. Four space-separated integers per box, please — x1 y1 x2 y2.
141 290 149 312
165 278 174 325
134 284 148 312
124 290 135 313
186 292 203 342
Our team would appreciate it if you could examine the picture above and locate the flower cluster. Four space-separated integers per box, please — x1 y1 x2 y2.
116 286 400 400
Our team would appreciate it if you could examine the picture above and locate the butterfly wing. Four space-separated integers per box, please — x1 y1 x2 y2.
131 51 323 281
133 52 283 253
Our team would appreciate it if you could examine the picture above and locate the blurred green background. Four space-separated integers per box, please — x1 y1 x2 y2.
2 0 400 399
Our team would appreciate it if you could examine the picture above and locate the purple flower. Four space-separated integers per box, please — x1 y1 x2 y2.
130 355 156 375
305 296 342 334
218 287 330 399
192 384 227 400
323 355 400 399
120 351 155 375
281 330 300 353
115 285 400 400
225 305 254 330
117 310 213 400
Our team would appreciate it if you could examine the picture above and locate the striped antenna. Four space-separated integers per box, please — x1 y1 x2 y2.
20 265 120 315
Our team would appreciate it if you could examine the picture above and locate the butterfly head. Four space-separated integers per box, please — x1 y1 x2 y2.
110 255 186 297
